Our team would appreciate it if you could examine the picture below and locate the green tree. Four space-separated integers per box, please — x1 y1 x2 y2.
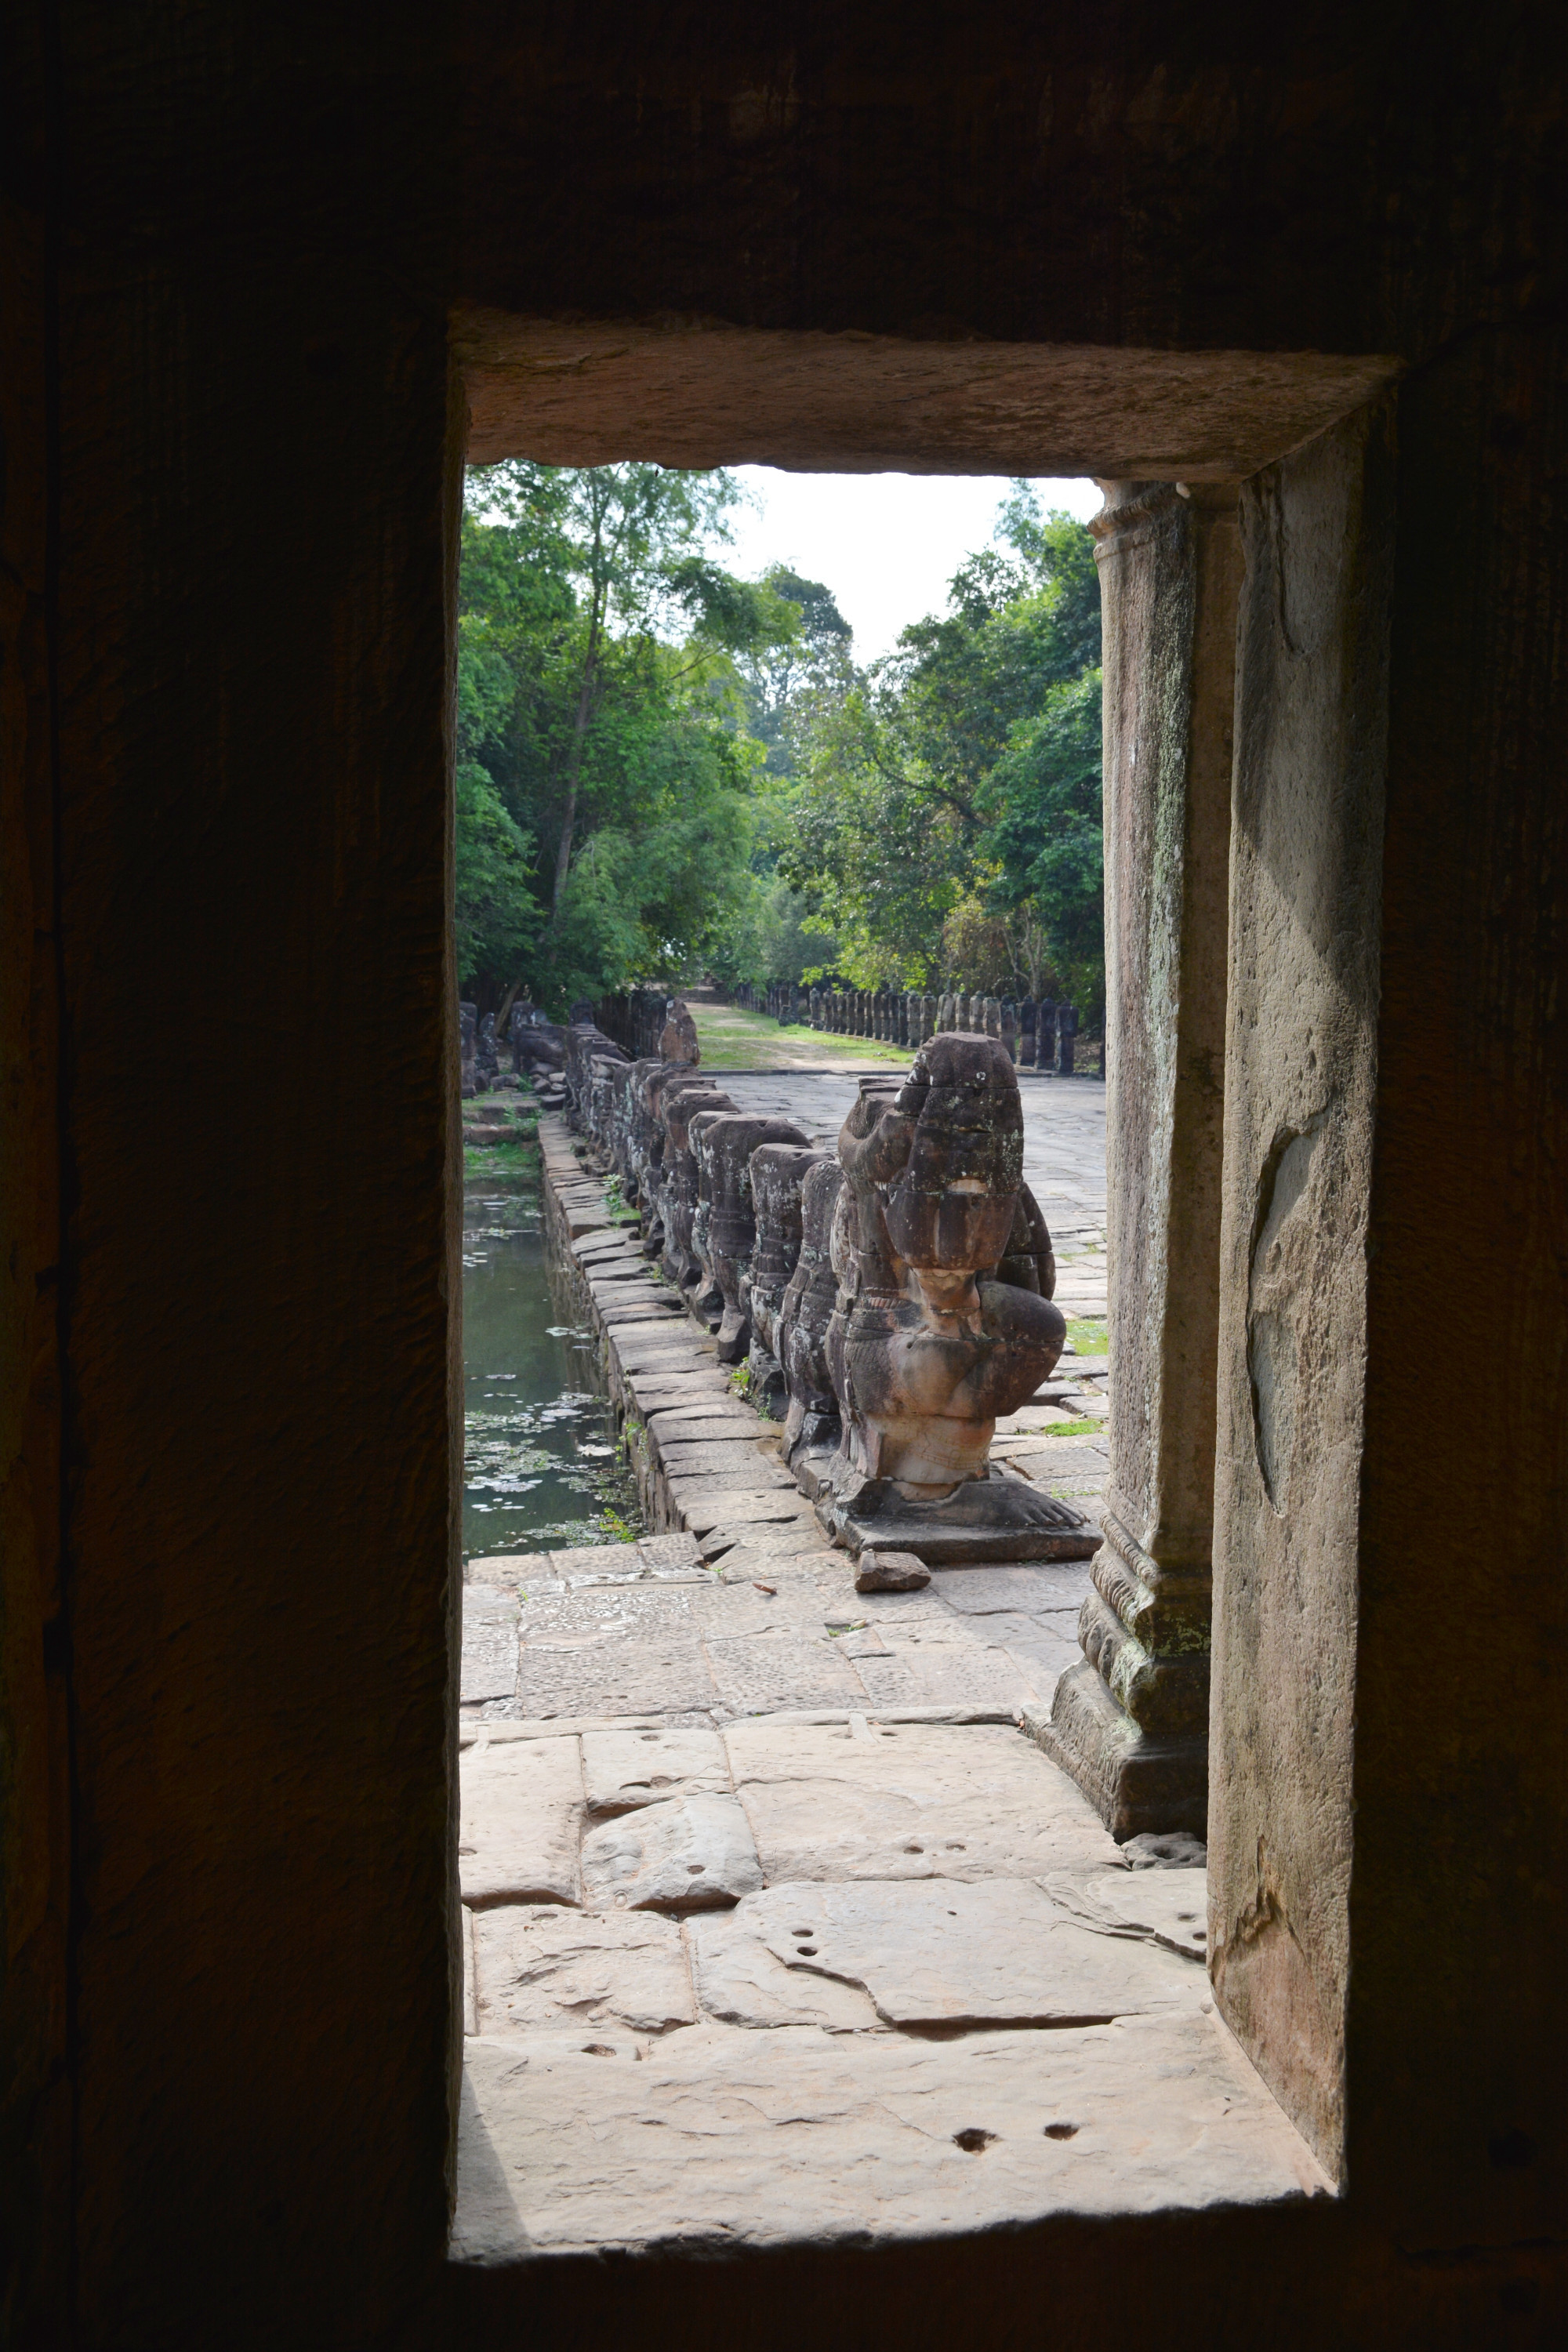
456 463 797 1012
777 485 1104 1007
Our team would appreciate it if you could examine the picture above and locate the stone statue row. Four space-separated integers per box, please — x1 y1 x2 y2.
592 987 702 1063
558 1015 1094 1568
804 985 1079 1072
459 999 565 1097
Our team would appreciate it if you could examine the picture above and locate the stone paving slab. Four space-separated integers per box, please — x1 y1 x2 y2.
850 1639 1042 1715
516 1640 719 1722
456 2011 1327 2259
462 1585 520 1705
459 1737 586 1907
473 1906 696 2036
687 1911 884 2031
703 1627 874 1715
580 1726 731 1815
722 1719 1123 1883
721 1876 1207 2027
581 1792 764 1911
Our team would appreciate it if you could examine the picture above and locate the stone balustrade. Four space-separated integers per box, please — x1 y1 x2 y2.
563 1026 1099 1577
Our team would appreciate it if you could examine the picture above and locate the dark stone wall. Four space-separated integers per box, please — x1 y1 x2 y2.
459 0 1562 359
3 6 462 2343
1351 324 1568 2249
0 1 1563 2342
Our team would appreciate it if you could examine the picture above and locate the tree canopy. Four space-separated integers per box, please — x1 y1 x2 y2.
453 466 1104 1021
774 490 1105 1011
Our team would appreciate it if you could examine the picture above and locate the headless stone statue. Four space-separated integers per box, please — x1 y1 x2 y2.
778 1159 847 1473
1018 998 1037 1067
659 999 700 1065
1037 998 1057 1070
817 1036 1089 1562
1056 999 1078 1074
695 1115 811 1359
744 1142 824 1409
459 1001 478 1098
657 1078 734 1288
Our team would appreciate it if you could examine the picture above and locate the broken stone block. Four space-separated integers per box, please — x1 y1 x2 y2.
1043 1866 1209 1961
472 1904 696 2036
687 1911 884 2031
459 1736 586 1907
579 1791 763 1911
723 1876 1206 2027
579 1725 732 1815
855 1548 931 1593
1123 1830 1208 1871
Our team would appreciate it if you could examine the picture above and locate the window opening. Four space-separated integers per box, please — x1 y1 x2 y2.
453 463 1310 2259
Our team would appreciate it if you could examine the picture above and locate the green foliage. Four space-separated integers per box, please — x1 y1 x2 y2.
455 462 795 1011
775 486 1105 1015
452 466 1105 1027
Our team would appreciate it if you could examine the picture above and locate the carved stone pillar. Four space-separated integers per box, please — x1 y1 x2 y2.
1039 480 1242 1839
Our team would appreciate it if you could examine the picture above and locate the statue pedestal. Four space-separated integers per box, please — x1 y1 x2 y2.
817 1462 1099 1566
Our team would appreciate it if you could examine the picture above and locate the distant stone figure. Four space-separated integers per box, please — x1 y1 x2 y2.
569 998 594 1025
1037 998 1057 1070
983 996 1002 1041
1000 998 1018 1062
1057 1000 1079 1075
659 999 700 1065
778 1158 847 1472
459 1001 478 1097
1018 998 1036 1066
476 1011 499 1084
699 1115 811 1362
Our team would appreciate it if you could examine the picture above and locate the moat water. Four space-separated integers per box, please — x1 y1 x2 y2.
461 1172 638 1564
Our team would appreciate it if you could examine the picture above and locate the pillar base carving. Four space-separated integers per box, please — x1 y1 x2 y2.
1032 1663 1207 1842
1037 1507 1211 1838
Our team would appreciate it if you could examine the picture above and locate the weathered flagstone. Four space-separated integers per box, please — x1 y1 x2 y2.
687 1911 884 2031
459 1736 586 1907
580 1792 764 1911
1043 1865 1210 1961
580 1725 732 1814
657 1439 791 1478
662 1486 818 1535
723 1719 1121 1883
456 2012 1328 2259
702 1628 873 1715
461 1584 519 1705
472 1904 696 2035
720 1876 1205 2027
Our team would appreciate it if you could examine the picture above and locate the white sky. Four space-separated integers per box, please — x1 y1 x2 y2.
722 469 1102 662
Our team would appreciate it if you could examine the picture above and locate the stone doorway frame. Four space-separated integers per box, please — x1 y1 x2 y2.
455 314 1404 2192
